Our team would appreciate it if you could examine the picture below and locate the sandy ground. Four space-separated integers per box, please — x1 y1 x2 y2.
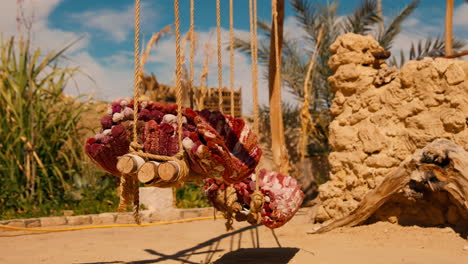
0 209 467 264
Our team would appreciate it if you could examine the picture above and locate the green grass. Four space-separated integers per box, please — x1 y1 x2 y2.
175 182 211 209
0 37 211 221
0 36 122 219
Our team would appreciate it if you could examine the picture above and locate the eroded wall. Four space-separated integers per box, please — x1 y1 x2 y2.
315 33 468 223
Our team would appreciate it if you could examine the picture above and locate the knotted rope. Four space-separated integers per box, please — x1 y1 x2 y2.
300 27 323 162
216 0 223 112
229 0 235 117
189 0 195 109
249 0 259 135
248 0 263 225
128 0 189 184
121 0 190 224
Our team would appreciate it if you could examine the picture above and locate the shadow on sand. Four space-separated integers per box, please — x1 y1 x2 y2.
212 248 299 264
78 224 299 264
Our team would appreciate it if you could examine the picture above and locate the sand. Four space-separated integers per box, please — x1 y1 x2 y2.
0 209 467 264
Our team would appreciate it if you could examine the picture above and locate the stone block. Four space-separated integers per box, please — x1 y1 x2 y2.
198 207 216 217
181 209 201 219
7 220 25 228
91 213 116 225
115 213 136 224
150 209 181 222
40 217 67 227
66 215 91 225
139 211 152 224
139 187 174 212
25 219 40 228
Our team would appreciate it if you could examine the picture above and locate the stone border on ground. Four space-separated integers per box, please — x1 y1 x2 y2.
0 207 219 230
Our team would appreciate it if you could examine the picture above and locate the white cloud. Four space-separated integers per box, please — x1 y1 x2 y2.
454 3 468 26
0 0 88 52
65 52 133 99
71 3 154 43
0 0 132 101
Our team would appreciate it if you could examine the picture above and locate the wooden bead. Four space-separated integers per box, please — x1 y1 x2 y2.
157 161 180 182
137 161 160 184
116 154 145 174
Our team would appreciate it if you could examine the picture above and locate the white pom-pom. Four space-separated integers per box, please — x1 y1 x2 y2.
162 114 177 124
120 100 128 107
94 133 106 141
182 137 195 151
112 112 124 123
122 107 134 119
107 106 113 115
102 129 112 136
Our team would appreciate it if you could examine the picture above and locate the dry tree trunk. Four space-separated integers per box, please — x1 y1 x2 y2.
310 139 468 234
268 0 290 174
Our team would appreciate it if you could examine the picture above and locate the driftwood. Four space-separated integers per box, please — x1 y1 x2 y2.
310 139 468 234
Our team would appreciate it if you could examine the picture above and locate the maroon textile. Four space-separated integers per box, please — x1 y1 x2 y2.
203 169 304 229
85 99 262 184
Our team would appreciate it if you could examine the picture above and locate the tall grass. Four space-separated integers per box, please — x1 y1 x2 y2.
0 37 118 218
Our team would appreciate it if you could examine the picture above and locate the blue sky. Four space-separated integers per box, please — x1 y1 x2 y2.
47 0 467 61
1 0 467 114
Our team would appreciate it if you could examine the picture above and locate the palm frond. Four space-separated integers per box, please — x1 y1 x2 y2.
341 0 380 34
378 0 419 50
291 0 318 42
389 37 467 67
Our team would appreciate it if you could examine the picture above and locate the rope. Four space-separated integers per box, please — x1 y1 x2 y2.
123 0 143 225
216 0 223 112
272 1 281 103
189 0 195 110
249 0 259 137
300 27 323 162
173 0 184 157
229 0 235 117
248 0 263 224
126 0 189 188
0 216 224 233
132 0 141 146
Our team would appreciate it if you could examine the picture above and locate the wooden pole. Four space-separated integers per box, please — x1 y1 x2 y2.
445 0 454 56
377 0 384 33
268 0 290 174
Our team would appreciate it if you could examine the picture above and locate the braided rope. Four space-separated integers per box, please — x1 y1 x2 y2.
216 0 223 112
132 0 141 147
300 28 323 161
249 0 260 138
127 0 189 188
123 0 143 225
229 0 235 117
249 0 263 223
173 0 184 153
189 0 195 110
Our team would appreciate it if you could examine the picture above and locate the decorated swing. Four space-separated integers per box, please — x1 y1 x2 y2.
85 0 304 230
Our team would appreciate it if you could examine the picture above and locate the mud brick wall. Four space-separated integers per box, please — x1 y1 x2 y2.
314 33 468 223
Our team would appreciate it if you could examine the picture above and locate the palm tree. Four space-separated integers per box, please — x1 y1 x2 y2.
233 0 423 188
234 0 463 160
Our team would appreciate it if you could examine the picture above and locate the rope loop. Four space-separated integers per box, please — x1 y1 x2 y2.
247 190 264 224
129 141 143 153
